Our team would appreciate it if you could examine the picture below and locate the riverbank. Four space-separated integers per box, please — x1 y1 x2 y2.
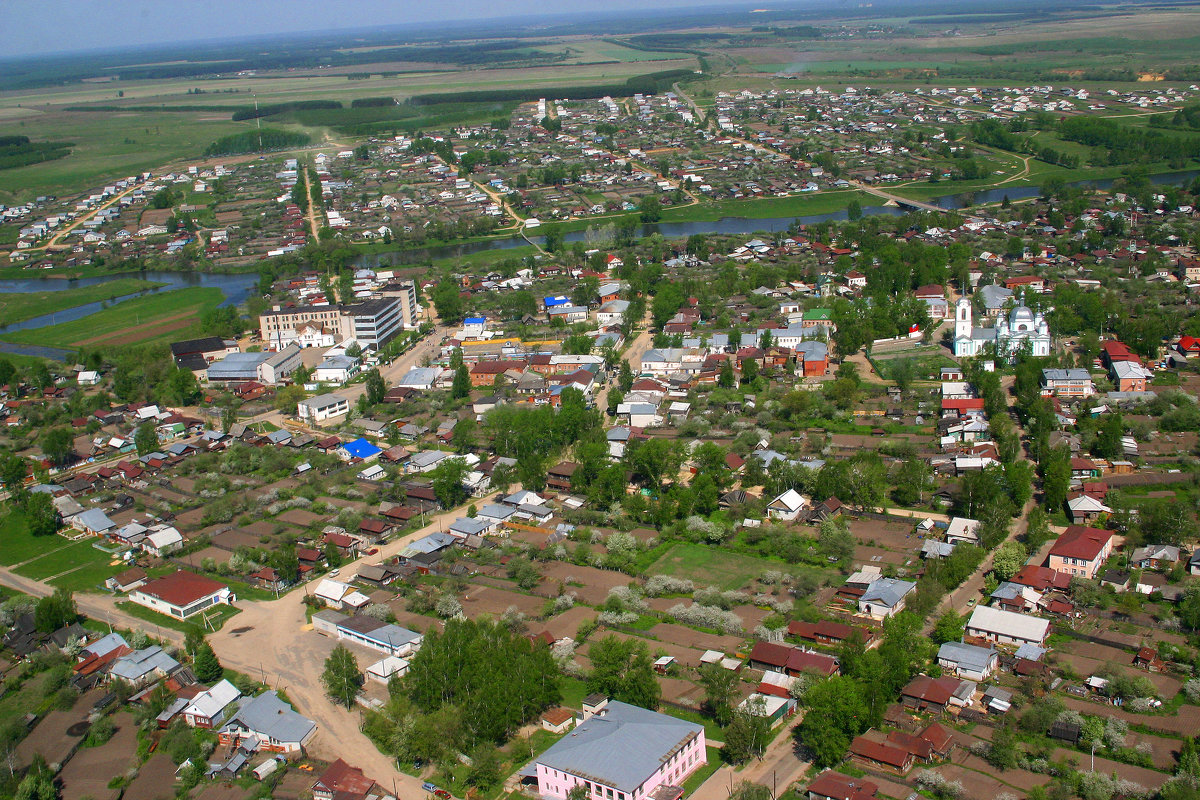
0 278 166 326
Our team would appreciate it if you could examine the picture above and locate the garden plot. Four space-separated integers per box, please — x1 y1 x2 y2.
1050 750 1170 790
121 753 178 800
534 605 597 641
460 584 548 619
536 561 637 606
58 716 139 800
578 629 709 670
646 543 785 591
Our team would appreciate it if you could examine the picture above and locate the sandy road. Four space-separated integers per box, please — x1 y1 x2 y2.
209 489 504 792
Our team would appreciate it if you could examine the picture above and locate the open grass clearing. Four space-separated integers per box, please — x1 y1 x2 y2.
0 512 80 566
0 287 223 348
116 598 241 633
0 278 166 326
14 538 116 581
646 542 786 591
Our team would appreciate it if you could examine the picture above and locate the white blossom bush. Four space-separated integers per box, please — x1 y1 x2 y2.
914 771 962 800
1184 679 1200 703
553 593 577 613
645 575 694 596
693 587 749 610
753 625 783 643
266 496 311 515
362 604 391 621
668 603 743 634
1127 697 1156 713
605 586 648 613
1103 718 1127 749
599 610 640 626
435 595 462 619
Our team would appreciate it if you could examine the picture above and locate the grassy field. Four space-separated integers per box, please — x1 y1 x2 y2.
116 598 241 633
0 110 253 204
646 542 785 591
0 287 224 349
0 278 166 326
566 41 693 63
14 539 124 592
659 190 879 223
0 512 73 566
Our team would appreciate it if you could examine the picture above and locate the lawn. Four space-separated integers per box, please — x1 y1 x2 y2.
662 705 728 744
0 512 78 566
558 676 591 710
0 279 166 326
116 599 241 633
646 543 786 591
681 747 724 794
0 287 224 349
658 190 878 223
15 539 116 582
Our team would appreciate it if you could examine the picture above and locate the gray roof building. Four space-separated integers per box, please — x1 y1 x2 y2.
535 700 703 793
937 641 998 678
221 691 316 748
860 578 916 609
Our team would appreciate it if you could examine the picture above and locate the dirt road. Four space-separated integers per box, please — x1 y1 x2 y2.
208 489 503 792
0 567 184 646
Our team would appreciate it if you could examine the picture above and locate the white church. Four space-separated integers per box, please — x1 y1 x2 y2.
953 296 1051 359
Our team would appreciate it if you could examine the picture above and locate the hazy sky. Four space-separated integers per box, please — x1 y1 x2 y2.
3 0 734 59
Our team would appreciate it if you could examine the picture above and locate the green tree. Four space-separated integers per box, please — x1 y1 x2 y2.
192 641 224 683
34 589 76 633
40 427 75 466
135 421 159 456
322 644 363 708
586 635 661 710
431 457 470 508
14 773 56 800
718 359 735 389
723 697 770 764
931 610 965 645
364 369 386 406
797 677 869 767
698 662 738 726
26 492 60 537
452 363 471 399
992 541 1028 582
432 280 465 324
639 195 662 223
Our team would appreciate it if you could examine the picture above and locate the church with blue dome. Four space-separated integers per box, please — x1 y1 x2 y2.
953 296 1051 359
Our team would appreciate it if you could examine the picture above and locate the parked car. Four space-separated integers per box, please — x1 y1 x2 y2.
422 783 438 794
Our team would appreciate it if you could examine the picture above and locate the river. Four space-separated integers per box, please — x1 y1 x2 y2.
4 168 1197 344
0 270 260 336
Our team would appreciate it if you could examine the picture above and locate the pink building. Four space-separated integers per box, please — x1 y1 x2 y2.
534 700 706 800
1047 526 1113 579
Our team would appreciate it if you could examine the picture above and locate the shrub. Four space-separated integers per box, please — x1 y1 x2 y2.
644 575 694 596
668 603 743 634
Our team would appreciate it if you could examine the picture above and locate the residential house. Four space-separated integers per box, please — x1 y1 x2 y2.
858 578 916 620
1041 368 1095 398
1047 526 1113 579
219 691 317 754
936 641 999 681
1131 544 1180 570
311 760 378 800
767 489 811 522
183 680 241 728
806 772 878 800
965 605 1050 647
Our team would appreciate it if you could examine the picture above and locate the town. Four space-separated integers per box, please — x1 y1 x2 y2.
3 6 1200 800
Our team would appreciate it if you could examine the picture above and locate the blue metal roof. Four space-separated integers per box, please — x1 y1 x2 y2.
340 438 382 460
